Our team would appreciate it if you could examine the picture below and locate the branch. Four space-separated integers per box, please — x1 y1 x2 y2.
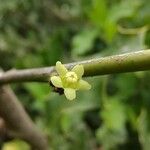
0 118 14 147
0 50 150 84
0 84 49 150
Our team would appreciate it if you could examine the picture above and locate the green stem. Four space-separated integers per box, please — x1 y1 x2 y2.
0 50 150 84
83 49 150 76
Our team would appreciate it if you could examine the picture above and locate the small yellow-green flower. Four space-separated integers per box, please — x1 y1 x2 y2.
50 61 91 100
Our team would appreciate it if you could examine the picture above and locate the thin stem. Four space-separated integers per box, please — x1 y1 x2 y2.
0 49 150 84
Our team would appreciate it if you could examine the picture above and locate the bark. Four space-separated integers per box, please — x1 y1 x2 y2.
0 85 49 150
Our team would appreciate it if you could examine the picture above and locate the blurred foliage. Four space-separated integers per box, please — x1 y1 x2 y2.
2 140 30 150
0 0 150 149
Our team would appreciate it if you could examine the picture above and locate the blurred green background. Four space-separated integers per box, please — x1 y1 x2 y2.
0 0 150 149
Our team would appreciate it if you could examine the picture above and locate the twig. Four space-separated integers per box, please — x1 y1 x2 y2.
0 118 14 148
0 84 49 150
0 49 150 84
117 25 149 35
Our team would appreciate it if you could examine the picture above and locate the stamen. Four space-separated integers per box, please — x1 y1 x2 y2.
65 72 78 83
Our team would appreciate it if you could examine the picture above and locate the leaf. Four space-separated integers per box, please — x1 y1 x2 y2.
103 21 117 43
24 83 50 100
108 0 142 22
72 28 98 56
101 98 127 130
116 74 138 99
88 0 107 28
2 140 30 150
96 125 126 150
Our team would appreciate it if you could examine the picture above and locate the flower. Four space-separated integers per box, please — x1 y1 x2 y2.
50 61 91 100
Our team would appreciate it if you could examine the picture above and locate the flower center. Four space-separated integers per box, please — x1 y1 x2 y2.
65 72 78 83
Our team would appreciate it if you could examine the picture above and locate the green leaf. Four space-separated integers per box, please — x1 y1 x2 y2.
101 98 127 130
108 0 142 22
24 83 50 100
96 125 126 150
116 74 138 99
72 28 98 56
103 21 117 43
2 140 30 150
88 0 107 28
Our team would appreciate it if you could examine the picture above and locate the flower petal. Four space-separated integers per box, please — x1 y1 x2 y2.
64 88 76 100
77 79 91 90
72 65 84 79
56 61 68 76
51 76 63 88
